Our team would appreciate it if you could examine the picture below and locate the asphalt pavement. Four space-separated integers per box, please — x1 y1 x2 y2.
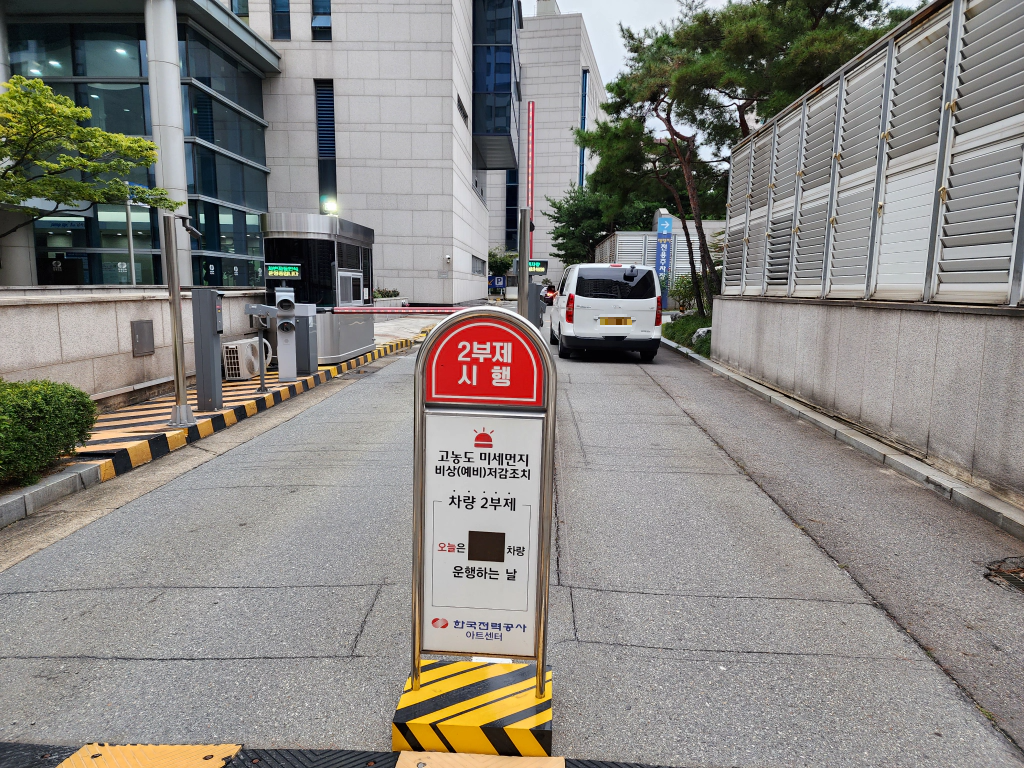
0 321 1021 768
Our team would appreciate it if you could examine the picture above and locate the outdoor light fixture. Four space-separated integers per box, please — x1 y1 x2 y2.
115 48 127 55
48 61 61 67
29 69 41 75
324 199 338 214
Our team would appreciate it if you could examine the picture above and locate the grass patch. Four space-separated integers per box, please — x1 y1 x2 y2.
662 313 712 357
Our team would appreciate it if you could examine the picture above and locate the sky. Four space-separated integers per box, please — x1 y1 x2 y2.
521 0 697 85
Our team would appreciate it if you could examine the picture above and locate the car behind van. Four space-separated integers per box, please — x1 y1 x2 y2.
550 263 662 361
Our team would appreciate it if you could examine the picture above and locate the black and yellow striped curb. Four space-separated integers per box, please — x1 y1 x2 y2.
71 339 413 482
0 744 676 768
393 661 553 757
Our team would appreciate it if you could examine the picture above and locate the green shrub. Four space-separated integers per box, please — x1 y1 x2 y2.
0 379 97 486
661 313 712 357
373 288 401 299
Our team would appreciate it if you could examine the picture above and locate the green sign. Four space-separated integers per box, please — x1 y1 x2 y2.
267 263 301 280
528 259 548 275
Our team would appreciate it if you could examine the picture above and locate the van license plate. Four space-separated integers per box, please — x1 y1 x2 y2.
600 317 632 326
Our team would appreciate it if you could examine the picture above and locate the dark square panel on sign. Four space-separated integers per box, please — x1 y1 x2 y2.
468 530 506 562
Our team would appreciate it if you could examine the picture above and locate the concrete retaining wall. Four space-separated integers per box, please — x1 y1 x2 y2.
0 288 264 402
711 296 1024 506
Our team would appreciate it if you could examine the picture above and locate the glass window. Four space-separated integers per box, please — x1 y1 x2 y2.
185 86 266 163
9 24 72 78
132 252 163 286
35 216 88 250
78 83 149 135
474 0 513 45
246 214 262 257
127 205 158 250
473 93 514 135
73 25 143 77
243 165 269 211
472 256 486 276
473 46 513 94
193 255 224 286
339 242 360 271
183 29 264 116
312 0 332 41
272 0 292 41
575 267 657 299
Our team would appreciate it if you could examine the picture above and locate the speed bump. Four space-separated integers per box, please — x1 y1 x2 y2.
392 661 552 757
57 744 241 768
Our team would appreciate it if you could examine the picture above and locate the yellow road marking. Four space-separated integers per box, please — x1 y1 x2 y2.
58 744 241 768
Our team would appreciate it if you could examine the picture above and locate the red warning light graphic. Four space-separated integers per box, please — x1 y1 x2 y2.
431 618 449 629
474 429 494 449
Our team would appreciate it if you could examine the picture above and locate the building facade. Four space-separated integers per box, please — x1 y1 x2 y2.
1 0 280 289
0 0 530 304
486 0 604 282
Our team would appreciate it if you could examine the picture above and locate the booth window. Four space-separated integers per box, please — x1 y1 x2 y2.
312 0 332 40
315 80 338 214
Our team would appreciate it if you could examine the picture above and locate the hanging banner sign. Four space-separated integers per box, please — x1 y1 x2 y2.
412 307 557 692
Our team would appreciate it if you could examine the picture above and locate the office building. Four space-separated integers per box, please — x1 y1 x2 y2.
486 0 604 281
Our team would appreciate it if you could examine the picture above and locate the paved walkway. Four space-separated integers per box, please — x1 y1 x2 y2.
0 324 1020 767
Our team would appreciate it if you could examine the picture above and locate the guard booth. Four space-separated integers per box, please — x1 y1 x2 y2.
261 212 376 364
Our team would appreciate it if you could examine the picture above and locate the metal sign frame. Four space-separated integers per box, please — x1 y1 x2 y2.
411 306 557 697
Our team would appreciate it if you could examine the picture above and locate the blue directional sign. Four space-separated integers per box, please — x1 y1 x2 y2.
489 276 507 289
656 216 673 301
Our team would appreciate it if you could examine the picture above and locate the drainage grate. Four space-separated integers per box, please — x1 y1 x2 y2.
985 557 1024 593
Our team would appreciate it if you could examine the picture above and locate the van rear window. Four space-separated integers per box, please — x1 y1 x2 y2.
575 268 656 300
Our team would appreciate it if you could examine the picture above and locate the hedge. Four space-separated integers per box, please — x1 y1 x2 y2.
0 379 97 487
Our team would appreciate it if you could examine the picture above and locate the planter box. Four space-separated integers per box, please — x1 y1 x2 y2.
373 297 409 308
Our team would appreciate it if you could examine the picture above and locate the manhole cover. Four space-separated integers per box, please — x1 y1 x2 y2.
986 557 1024 593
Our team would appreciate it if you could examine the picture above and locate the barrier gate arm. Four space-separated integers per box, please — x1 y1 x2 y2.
332 307 464 314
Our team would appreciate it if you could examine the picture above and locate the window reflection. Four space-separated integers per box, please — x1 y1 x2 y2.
9 24 72 78
79 83 149 135
74 25 143 77
185 86 266 163
182 28 264 117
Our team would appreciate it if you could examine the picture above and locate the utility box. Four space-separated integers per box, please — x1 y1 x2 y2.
192 288 224 411
130 320 155 357
275 287 297 382
527 282 543 329
295 304 319 376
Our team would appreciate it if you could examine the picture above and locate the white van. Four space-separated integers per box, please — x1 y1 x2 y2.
550 263 662 361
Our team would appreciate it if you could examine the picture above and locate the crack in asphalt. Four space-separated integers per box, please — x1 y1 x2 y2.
350 583 385 656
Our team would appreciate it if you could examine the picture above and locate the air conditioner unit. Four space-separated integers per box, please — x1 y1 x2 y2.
222 338 264 381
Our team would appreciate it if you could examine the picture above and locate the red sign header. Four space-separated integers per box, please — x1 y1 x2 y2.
425 317 545 407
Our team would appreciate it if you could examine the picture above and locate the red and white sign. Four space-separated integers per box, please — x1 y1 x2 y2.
425 317 545 407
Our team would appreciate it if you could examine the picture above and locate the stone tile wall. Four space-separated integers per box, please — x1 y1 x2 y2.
0 290 263 400
711 296 1024 506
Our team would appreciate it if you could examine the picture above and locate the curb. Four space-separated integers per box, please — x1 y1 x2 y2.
0 339 413 532
661 338 1024 543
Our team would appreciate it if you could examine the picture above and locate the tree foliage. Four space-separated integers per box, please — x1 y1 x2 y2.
487 246 515 277
0 76 180 239
671 0 917 149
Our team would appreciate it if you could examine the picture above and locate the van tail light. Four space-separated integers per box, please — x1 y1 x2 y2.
655 296 663 326
566 293 575 324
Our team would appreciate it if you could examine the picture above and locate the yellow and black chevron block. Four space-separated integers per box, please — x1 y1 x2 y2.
73 339 413 480
392 661 553 758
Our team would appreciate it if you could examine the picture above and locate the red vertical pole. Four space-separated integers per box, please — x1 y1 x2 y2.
528 101 536 262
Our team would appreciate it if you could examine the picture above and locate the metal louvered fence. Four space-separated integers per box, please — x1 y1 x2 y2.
722 0 1024 306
